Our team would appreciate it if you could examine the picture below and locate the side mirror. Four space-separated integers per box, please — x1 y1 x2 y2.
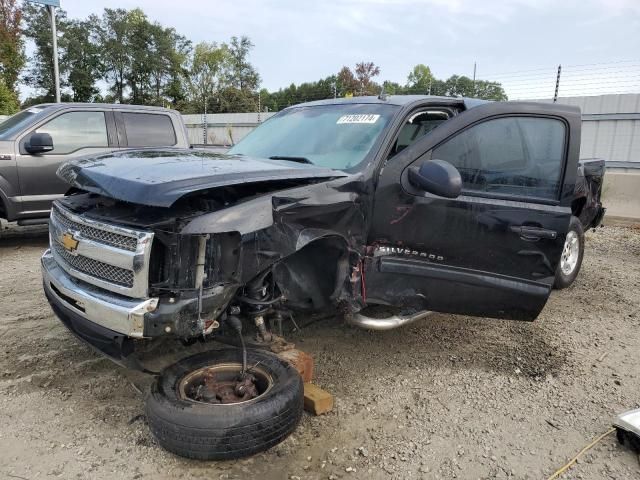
25 132 54 154
407 159 462 199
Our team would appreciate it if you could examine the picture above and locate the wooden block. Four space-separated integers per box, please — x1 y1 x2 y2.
277 349 314 383
303 382 334 415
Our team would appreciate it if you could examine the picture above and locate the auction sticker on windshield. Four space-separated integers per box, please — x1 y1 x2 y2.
336 114 380 124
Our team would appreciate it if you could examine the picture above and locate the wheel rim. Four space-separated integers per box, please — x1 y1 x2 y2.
177 363 273 405
560 230 580 276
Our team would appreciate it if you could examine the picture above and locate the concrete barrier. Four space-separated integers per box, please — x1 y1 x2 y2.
602 167 640 223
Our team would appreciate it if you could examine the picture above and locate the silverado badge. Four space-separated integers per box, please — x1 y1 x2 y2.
61 232 79 253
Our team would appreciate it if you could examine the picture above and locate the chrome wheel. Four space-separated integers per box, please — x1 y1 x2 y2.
560 230 580 275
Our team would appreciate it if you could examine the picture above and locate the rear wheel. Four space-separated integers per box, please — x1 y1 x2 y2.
554 216 584 289
145 348 303 460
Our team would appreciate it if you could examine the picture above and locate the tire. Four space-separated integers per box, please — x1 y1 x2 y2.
554 215 585 289
145 348 303 460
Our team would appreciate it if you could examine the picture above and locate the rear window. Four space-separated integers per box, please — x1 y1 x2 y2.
122 113 176 147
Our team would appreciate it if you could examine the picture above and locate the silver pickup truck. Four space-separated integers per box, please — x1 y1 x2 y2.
0 103 189 225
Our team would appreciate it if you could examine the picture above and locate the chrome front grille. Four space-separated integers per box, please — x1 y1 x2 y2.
52 206 138 251
49 204 154 298
52 242 134 287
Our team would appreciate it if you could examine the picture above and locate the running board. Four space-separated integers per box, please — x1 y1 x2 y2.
347 310 432 331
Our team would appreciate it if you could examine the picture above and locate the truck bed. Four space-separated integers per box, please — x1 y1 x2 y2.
576 158 606 229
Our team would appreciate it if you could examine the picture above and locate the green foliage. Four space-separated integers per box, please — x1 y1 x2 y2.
225 36 260 91
63 19 102 101
0 78 19 114
382 81 408 95
336 67 356 97
336 63 381 96
94 8 129 103
262 62 507 112
406 64 435 92
95 8 191 106
182 36 261 113
354 61 381 95
217 87 258 113
0 0 25 92
263 76 336 112
186 41 229 111
21 2 68 101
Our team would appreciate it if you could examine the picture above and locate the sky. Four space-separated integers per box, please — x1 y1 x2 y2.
25 0 640 99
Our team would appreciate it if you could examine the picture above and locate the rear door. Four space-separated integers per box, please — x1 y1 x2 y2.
114 111 178 148
366 102 580 320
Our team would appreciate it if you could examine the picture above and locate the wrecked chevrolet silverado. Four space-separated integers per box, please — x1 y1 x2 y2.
41 95 605 460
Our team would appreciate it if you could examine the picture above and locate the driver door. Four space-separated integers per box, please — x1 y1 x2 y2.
366 101 580 321
15 109 118 217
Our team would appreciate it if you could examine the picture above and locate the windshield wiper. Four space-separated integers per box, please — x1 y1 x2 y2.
268 155 314 164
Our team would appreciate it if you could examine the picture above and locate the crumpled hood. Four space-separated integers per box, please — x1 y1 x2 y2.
57 148 347 207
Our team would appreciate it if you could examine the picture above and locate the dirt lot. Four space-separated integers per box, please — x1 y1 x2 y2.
1 223 639 480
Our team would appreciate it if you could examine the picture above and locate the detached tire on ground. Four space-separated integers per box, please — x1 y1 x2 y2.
145 348 303 460
554 215 585 289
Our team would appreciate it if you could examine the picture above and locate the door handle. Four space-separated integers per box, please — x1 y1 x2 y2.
510 225 557 240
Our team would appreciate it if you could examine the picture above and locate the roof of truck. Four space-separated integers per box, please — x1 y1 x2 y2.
289 95 489 110
32 103 179 113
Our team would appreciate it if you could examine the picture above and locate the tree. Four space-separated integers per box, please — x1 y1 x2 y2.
22 2 68 101
262 75 338 112
213 36 260 113
186 41 228 112
217 86 257 113
354 61 380 95
381 80 404 95
441 75 507 100
96 8 191 106
472 79 508 101
0 0 25 93
0 78 19 114
125 8 153 104
224 36 259 91
336 66 357 96
400 65 508 100
152 27 190 106
63 19 102 101
96 8 130 103
406 64 434 93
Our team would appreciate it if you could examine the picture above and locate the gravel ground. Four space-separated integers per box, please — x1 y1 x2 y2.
1 222 639 480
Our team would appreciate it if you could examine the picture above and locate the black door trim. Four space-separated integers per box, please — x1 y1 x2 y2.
379 256 551 297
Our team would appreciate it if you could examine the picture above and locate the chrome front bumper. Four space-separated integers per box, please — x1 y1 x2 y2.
42 249 158 338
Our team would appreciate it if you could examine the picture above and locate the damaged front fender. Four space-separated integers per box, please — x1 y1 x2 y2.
179 175 369 312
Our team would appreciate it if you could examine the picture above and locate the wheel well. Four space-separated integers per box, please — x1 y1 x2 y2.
571 197 586 220
0 196 6 221
272 236 351 311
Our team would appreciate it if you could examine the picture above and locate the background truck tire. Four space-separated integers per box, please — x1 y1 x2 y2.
554 215 585 289
145 348 303 460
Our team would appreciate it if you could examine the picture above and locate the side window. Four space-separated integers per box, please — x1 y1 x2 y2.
34 111 108 154
389 110 450 158
431 116 566 200
122 113 176 147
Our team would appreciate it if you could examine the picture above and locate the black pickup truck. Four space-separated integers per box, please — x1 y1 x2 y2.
41 95 605 460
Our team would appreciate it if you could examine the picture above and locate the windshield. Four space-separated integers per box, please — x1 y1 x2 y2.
0 106 50 140
228 103 397 170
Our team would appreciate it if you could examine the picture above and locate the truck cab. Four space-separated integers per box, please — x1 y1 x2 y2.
0 103 189 224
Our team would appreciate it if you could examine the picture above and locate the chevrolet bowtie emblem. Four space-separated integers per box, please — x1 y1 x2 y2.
61 232 79 252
